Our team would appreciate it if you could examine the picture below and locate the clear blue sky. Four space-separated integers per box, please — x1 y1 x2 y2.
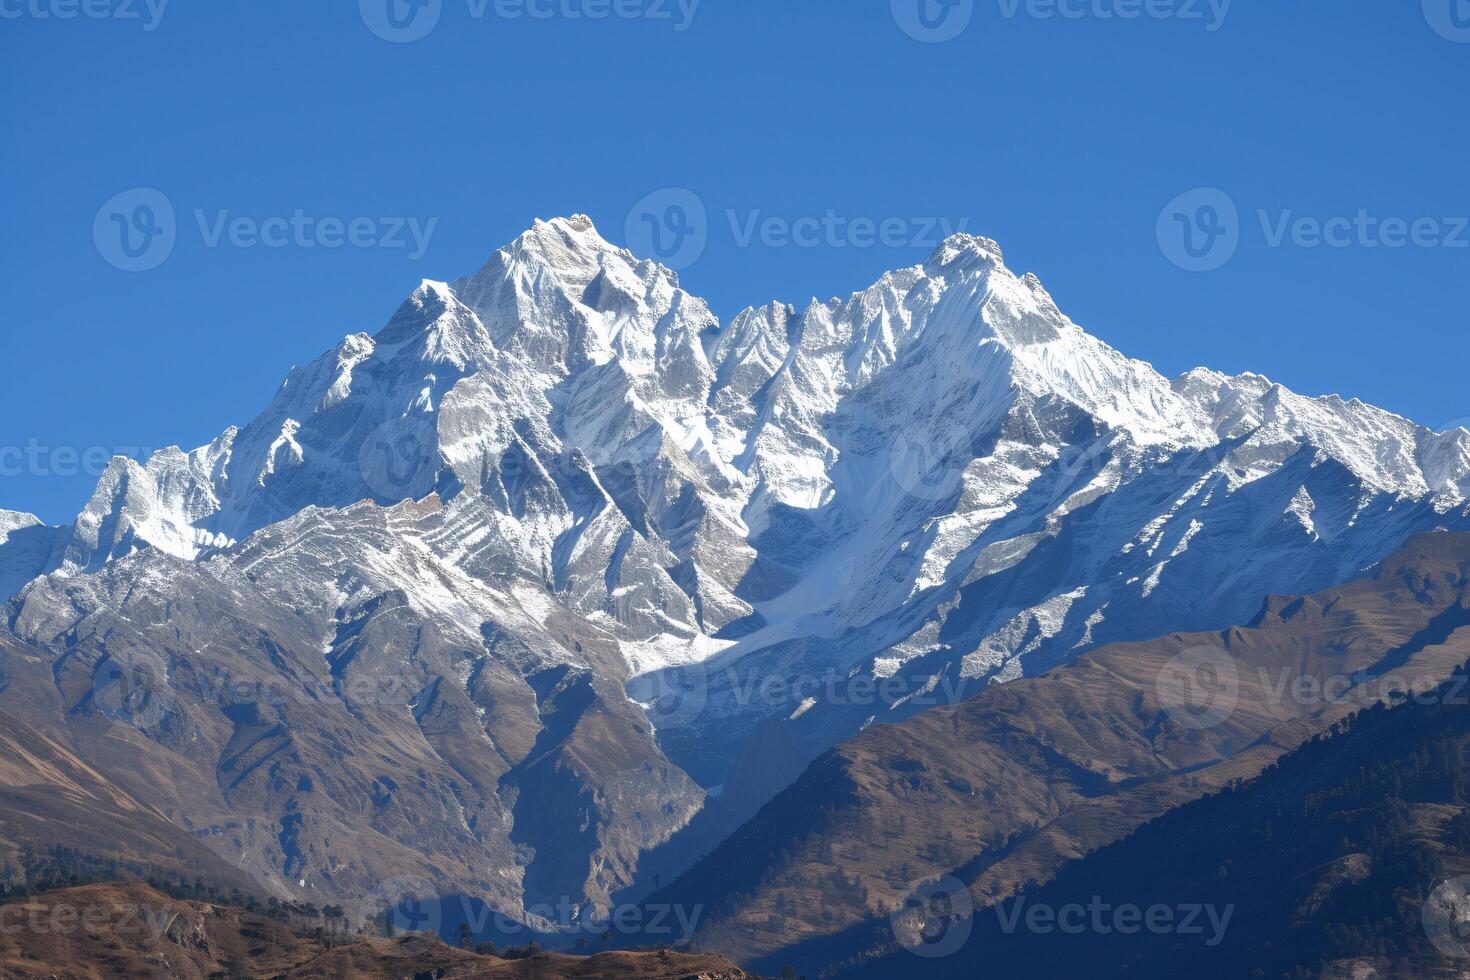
3 0 1467 524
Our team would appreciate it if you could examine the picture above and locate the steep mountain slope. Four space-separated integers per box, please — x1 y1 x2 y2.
2 217 1468 928
4 496 700 925
648 531 1470 969
841 644 1470 978
0 684 256 897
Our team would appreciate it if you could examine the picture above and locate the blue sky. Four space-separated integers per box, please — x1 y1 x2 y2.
3 0 1468 523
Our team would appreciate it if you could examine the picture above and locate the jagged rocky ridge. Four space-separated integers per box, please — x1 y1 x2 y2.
1 216 1468 924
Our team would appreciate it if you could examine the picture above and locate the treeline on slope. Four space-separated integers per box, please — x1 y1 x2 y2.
0 880 752 980
0 845 249 907
0 849 713 969
836 658 1470 979
0 844 358 934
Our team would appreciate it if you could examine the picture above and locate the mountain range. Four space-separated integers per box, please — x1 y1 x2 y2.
3 215 1469 950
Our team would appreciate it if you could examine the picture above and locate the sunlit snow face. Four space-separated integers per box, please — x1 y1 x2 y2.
888 412 970 503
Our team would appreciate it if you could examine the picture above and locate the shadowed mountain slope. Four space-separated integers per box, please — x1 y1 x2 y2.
649 531 1470 970
840 652 1470 978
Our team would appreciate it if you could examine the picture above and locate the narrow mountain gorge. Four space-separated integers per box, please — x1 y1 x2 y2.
1 216 1468 935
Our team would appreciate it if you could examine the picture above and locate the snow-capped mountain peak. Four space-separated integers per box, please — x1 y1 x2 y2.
4 215 1469 922
5 217 1469 791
